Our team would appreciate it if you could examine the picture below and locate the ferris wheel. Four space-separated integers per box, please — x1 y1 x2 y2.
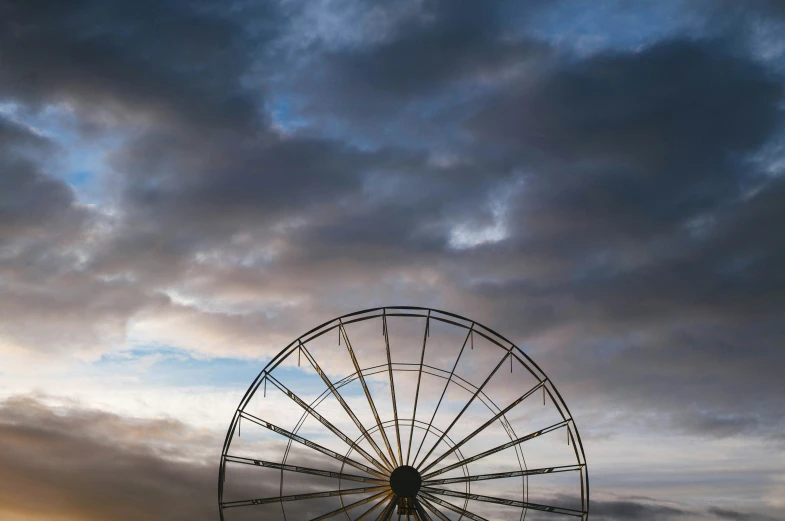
218 307 589 521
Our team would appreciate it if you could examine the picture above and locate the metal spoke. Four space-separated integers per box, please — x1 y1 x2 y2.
340 320 399 467
416 345 512 471
383 311 404 466
219 308 589 521
424 464 584 486
310 490 391 521
418 492 489 521
411 325 473 468
223 455 387 485
222 485 387 509
413 499 432 521
419 380 546 474
422 487 585 518
300 342 395 471
406 310 431 465
376 494 398 521
356 493 394 521
418 496 450 521
267 374 389 474
239 411 388 479
422 420 570 479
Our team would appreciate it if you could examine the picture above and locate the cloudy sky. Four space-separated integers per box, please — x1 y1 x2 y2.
1 0 785 519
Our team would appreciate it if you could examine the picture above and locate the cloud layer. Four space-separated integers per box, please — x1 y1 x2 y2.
1 0 784 519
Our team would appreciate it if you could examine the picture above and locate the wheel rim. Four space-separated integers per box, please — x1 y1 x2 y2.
218 306 589 521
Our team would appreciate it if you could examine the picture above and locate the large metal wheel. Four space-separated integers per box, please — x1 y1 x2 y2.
218 307 589 521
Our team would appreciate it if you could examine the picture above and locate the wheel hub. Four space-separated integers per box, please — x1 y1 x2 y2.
389 465 422 498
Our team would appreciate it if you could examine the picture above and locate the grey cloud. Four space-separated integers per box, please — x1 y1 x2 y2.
276 39 785 333
0 395 221 521
115 133 386 233
0 115 155 354
321 0 541 97
277 0 550 146
0 116 84 235
582 497 779 521
0 395 350 521
590 498 688 520
437 40 785 435
0 0 276 131
101 32 785 445
474 40 782 249
0 397 776 521
0 0 784 453
708 507 779 521
473 41 781 160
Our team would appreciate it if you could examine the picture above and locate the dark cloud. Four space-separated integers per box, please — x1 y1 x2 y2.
0 395 357 521
0 116 148 354
0 117 82 234
439 38 785 438
708 507 779 521
590 498 688 520
0 0 281 133
474 39 781 241
0 395 221 521
276 0 549 146
0 0 784 461
578 497 780 521
321 0 541 97
114 133 391 238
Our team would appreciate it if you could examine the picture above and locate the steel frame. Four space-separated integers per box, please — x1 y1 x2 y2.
218 306 589 521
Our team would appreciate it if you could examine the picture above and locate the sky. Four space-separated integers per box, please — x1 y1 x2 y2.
1 0 784 520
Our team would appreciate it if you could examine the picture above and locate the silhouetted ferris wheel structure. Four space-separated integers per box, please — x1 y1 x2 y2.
218 307 589 521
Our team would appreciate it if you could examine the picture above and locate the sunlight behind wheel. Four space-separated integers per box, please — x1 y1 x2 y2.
218 307 589 521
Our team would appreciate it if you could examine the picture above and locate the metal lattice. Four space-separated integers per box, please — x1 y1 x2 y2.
218 306 589 521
